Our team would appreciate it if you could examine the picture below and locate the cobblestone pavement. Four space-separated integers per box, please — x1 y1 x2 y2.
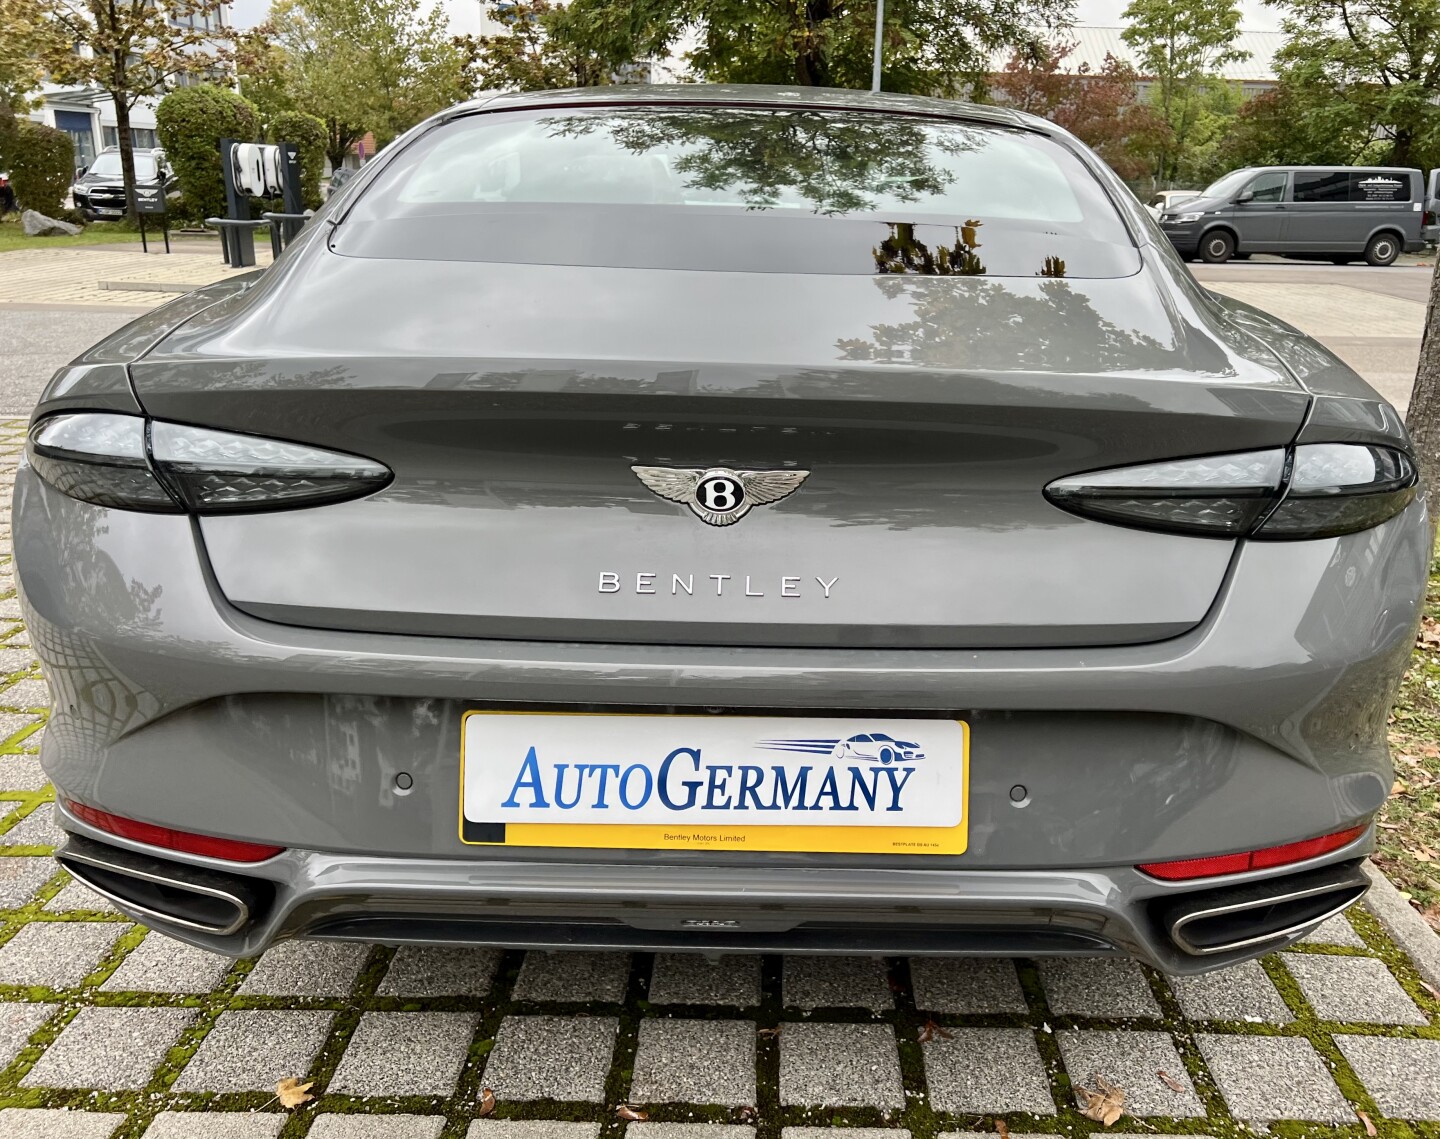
0 416 1435 1139
0 248 271 308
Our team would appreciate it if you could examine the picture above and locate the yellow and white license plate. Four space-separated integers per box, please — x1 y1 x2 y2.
459 712 969 855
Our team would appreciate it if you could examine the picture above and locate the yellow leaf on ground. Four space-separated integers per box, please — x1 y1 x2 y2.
617 1106 649 1121
1158 1070 1186 1093
1077 1076 1126 1126
1358 1110 1378 1137
276 1077 314 1110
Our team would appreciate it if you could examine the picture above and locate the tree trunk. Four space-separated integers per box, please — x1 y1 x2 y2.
1406 252 1440 523
111 92 138 222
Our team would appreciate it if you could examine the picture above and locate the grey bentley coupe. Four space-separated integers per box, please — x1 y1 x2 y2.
14 85 1427 973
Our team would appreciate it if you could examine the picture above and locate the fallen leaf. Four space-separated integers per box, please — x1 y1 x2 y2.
1421 980 1440 1001
477 1088 496 1118
276 1077 314 1110
617 1106 649 1122
757 1026 782 1038
1158 1070 1186 1093
1393 779 1410 796
1358 1110 1377 1138
1076 1076 1126 1126
735 1106 758 1124
996 1120 1011 1139
918 1019 954 1043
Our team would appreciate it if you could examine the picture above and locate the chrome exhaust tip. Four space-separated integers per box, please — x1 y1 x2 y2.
1157 860 1369 956
55 832 268 937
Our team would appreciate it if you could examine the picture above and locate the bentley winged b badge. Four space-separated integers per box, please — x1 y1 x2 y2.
631 466 811 526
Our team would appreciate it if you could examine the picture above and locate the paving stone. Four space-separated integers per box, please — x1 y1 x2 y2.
779 1022 904 1107
1166 960 1293 1023
631 1128 754 1139
1 803 59 846
376 945 500 997
787 1132 905 1139
0 649 38 675
239 940 369 997
481 1015 617 1101
511 951 629 1002
647 954 761 1006
910 958 1029 1014
102 932 232 993
1298 913 1366 947
142 1114 285 1139
1038 958 1161 1019
0 920 125 988
331 1011 479 1097
468 1125 600 1139
629 1018 754 1106
0 712 42 740
23 1006 192 1090
1197 1033 1352 1122
0 680 49 710
0 854 57 907
312 1123 446 1139
309 1118 446 1139
1336 1036 1440 1121
922 1027 1054 1114
1284 954 1427 1024
45 880 118 914
174 1009 335 1092
0 756 47 791
0 1109 125 1138
782 956 893 1010
1056 1030 1204 1117
0 1001 54 1069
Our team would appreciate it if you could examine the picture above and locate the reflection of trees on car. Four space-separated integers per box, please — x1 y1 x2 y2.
538 108 979 216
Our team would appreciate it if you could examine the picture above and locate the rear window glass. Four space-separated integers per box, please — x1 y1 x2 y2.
1293 170 1412 203
335 106 1139 277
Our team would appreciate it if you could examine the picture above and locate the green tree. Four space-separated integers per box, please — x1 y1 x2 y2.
33 0 230 219
268 109 326 207
155 84 261 221
267 0 467 169
0 0 61 131
460 0 609 92
1215 76 1380 170
1120 0 1247 183
1266 0 1440 170
550 0 1073 97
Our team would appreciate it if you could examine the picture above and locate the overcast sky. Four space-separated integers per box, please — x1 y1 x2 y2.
227 0 1284 41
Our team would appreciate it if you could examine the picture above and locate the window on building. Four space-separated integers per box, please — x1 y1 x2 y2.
102 126 158 150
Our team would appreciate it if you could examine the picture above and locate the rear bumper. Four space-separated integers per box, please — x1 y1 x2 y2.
54 811 1372 973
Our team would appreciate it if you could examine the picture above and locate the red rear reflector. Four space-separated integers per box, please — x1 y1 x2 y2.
64 800 284 863
1137 825 1366 881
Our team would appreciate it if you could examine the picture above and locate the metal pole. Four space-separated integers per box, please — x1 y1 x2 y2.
871 0 884 91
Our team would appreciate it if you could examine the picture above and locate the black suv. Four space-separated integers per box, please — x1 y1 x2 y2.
72 148 175 220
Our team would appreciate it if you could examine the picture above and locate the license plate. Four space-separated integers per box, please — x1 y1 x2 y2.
459 712 969 854
95 208 121 215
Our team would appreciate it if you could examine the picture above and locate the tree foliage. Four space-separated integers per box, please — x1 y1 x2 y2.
1120 0 1247 183
1267 0 1440 171
993 44 1170 181
1214 78 1379 170
0 0 62 129
2 119 73 214
268 109 327 207
549 0 1072 97
460 0 610 92
33 0 230 217
156 84 261 221
260 0 467 169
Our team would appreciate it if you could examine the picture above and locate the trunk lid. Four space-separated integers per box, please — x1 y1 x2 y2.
130 251 1308 649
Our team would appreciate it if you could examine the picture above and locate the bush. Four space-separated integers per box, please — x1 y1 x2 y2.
268 110 327 209
0 120 75 216
156 85 260 222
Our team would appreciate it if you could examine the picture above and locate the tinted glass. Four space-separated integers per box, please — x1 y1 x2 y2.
1293 171 1352 203
338 106 1139 277
1244 171 1286 202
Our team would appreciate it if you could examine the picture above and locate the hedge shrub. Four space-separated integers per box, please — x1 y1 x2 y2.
155 84 260 221
268 110 327 209
0 120 75 216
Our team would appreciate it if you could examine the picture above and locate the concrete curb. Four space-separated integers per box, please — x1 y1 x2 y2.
1363 860 1440 988
97 280 192 294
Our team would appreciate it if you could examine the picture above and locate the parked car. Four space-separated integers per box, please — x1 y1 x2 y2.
71 148 176 220
1145 189 1199 219
1157 165 1425 264
1424 169 1439 246
16 86 1425 974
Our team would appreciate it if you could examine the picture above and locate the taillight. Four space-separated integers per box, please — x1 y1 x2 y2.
28 413 391 513
64 799 285 862
1138 825 1366 880
1044 444 1416 539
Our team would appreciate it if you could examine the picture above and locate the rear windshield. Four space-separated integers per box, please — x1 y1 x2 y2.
335 106 1139 277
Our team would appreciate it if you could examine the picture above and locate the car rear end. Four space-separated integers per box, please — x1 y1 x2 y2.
14 89 1427 973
